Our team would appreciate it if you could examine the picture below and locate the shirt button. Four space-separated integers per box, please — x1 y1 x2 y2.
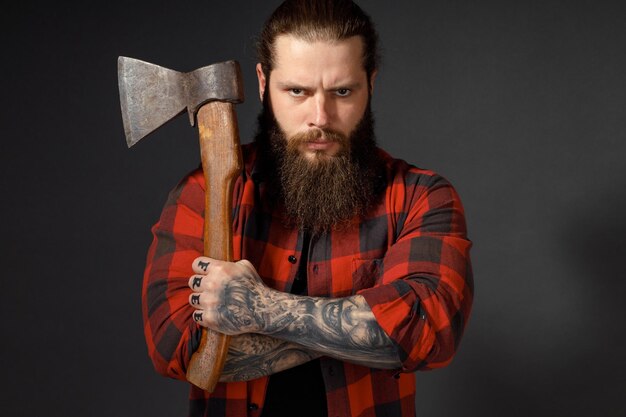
248 403 259 411
288 255 297 264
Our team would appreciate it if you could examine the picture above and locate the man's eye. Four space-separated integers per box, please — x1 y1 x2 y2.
336 89 351 97
289 89 304 96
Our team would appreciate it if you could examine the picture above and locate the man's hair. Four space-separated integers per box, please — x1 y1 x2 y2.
257 0 380 81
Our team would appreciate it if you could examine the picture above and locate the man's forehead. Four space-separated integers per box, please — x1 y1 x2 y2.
273 33 364 48
273 34 364 54
270 34 367 79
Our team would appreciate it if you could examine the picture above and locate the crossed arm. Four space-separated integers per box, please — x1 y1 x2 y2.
187 257 401 382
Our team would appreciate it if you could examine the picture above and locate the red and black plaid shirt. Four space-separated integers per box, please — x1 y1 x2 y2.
142 144 473 417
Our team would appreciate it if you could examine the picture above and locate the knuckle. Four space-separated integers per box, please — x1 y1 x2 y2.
237 259 253 269
189 275 203 289
189 293 202 307
213 263 230 277
192 310 204 323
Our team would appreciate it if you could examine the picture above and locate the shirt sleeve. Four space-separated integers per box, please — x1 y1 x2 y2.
358 168 473 373
141 169 206 380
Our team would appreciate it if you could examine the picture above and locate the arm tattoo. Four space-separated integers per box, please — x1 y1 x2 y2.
267 295 402 369
215 278 402 369
220 334 320 382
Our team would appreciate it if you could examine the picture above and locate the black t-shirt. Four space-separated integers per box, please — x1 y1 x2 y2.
260 234 328 417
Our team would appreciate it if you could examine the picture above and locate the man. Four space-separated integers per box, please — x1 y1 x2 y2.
142 1 473 416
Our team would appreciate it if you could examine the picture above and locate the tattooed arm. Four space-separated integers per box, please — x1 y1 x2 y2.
220 334 321 382
189 257 402 377
259 293 400 369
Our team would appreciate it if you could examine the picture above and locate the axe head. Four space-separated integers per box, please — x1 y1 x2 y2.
118 56 244 148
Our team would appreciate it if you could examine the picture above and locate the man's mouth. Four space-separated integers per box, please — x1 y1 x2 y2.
306 137 334 149
290 129 345 156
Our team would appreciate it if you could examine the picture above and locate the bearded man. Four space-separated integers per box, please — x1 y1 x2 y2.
142 1 473 416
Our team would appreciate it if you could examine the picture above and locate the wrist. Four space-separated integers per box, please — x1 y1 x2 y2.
255 289 308 336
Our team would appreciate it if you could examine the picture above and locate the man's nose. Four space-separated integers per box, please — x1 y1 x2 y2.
308 94 332 128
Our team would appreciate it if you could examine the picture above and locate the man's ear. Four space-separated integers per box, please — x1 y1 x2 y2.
256 63 267 102
369 70 378 95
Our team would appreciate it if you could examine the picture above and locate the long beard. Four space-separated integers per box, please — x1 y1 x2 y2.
254 101 385 234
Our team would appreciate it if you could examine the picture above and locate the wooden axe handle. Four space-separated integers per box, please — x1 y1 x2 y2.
186 101 242 392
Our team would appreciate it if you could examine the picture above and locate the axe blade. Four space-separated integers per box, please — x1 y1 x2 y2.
118 56 187 148
118 57 244 148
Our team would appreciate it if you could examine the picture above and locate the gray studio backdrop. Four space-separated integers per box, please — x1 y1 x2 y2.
2 1 625 416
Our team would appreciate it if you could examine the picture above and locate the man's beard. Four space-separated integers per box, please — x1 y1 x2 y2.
254 100 385 234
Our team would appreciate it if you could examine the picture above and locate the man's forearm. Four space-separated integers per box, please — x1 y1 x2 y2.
217 290 401 369
220 334 320 382
273 294 401 368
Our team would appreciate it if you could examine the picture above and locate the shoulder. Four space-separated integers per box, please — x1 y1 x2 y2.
375 148 468 236
377 148 456 193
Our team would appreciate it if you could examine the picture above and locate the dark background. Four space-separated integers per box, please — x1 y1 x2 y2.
2 1 625 416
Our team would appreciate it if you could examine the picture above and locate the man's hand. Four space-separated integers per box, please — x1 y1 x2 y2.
188 257 269 335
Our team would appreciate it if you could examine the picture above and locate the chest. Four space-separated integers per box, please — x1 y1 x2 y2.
235 204 390 297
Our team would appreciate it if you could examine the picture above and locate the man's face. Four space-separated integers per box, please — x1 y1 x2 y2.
256 35 374 160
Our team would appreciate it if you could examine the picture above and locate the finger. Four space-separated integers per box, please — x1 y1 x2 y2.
192 256 215 274
192 307 219 330
189 292 202 308
192 310 205 325
189 274 204 291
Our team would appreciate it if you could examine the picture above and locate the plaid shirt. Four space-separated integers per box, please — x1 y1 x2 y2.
142 144 473 417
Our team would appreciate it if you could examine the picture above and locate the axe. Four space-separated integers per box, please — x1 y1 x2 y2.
117 56 244 392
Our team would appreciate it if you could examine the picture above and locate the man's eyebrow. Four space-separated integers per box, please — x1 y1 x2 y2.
330 81 363 90
275 81 311 90
274 81 364 90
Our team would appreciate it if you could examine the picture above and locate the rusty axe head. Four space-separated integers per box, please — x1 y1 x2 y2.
117 56 244 147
